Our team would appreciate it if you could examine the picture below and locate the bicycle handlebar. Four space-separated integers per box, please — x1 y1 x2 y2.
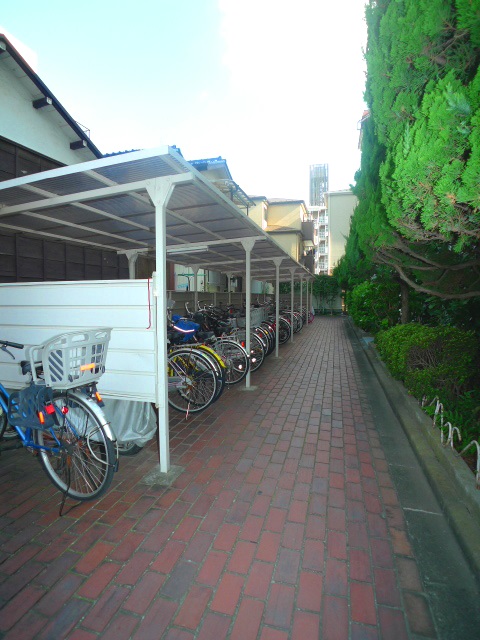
1 339 24 349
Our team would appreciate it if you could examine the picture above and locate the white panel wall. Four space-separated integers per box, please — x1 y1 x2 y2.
0 280 157 401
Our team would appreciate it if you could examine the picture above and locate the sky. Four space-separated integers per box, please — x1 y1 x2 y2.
1 0 368 203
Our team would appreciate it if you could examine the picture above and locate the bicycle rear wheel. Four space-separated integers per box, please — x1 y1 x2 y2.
168 349 219 413
34 391 116 501
212 339 249 385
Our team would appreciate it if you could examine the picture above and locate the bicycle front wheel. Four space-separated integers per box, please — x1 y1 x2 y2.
35 391 116 501
212 339 249 385
168 349 219 413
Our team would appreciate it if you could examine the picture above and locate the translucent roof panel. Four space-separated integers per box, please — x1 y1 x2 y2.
0 146 312 282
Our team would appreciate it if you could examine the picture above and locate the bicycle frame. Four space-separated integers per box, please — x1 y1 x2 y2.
0 382 101 455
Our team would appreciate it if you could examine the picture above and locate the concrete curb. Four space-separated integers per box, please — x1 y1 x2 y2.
350 321 480 582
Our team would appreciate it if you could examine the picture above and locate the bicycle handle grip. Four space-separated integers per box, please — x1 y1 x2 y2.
1 340 24 349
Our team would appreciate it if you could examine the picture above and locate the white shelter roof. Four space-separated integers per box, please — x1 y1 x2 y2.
0 146 311 282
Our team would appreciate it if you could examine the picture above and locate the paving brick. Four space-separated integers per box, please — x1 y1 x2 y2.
395 556 423 591
6 610 50 640
256 531 281 563
351 581 377 625
0 583 44 632
403 591 436 637
371 538 394 568
378 606 409 640
228 540 256 574
240 515 264 543
161 560 198 600
116 550 154 585
297 571 323 612
327 530 347 560
213 523 240 551
35 572 84 616
274 548 301 584
325 557 348 596
150 540 186 573
197 550 228 586
230 598 264 640
259 629 289 640
196 612 232 640
265 507 287 532
133 597 178 640
81 584 130 633
327 506 346 532
282 521 305 550
244 561 274 599
350 623 380 639
292 611 320 640
349 548 372 582
210 573 244 615
374 568 401 608
303 539 324 572
264 583 295 629
123 570 166 614
74 540 115 575
321 595 349 640
100 612 140 640
288 500 308 523
108 532 145 563
38 597 91 640
174 584 213 629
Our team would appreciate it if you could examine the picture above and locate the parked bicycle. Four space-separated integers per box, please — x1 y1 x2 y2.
0 329 118 507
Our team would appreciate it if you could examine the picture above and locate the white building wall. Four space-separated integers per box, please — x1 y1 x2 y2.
0 63 96 165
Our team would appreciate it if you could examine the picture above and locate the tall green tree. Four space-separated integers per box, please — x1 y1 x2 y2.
353 0 480 300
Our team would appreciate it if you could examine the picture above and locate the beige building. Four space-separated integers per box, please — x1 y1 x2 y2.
325 190 358 274
249 197 314 271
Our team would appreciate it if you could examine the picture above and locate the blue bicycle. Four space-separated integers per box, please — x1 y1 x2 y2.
0 329 118 504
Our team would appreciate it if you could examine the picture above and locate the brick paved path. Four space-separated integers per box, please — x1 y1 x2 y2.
0 317 438 639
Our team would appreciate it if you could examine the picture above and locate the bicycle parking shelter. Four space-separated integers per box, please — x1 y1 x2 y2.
0 146 313 473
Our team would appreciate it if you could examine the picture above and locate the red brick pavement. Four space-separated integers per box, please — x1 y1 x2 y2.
0 316 437 639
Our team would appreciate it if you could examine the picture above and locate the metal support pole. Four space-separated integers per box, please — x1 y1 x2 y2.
299 275 303 319
192 265 199 310
289 267 296 343
226 271 233 305
123 249 144 279
272 257 283 357
241 239 256 388
145 176 178 474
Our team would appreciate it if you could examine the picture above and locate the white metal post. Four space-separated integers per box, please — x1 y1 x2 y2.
299 275 303 319
123 249 141 279
272 257 283 357
307 278 311 324
241 239 255 388
192 265 199 310
226 271 233 305
289 267 296 343
146 177 174 473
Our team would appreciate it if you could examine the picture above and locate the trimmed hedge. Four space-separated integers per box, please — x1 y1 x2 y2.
375 324 478 404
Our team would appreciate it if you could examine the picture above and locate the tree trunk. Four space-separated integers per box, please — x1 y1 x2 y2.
400 279 410 324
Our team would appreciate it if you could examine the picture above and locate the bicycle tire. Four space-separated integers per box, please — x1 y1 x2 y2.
211 339 249 385
118 441 143 456
167 349 219 413
278 318 291 344
34 390 116 501
170 345 226 401
0 404 6 439
189 345 227 400
235 330 266 372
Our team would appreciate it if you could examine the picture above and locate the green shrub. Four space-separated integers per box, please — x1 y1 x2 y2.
347 280 400 333
375 324 478 403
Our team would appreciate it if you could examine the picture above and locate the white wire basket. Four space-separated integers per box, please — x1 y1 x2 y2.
26 328 112 389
